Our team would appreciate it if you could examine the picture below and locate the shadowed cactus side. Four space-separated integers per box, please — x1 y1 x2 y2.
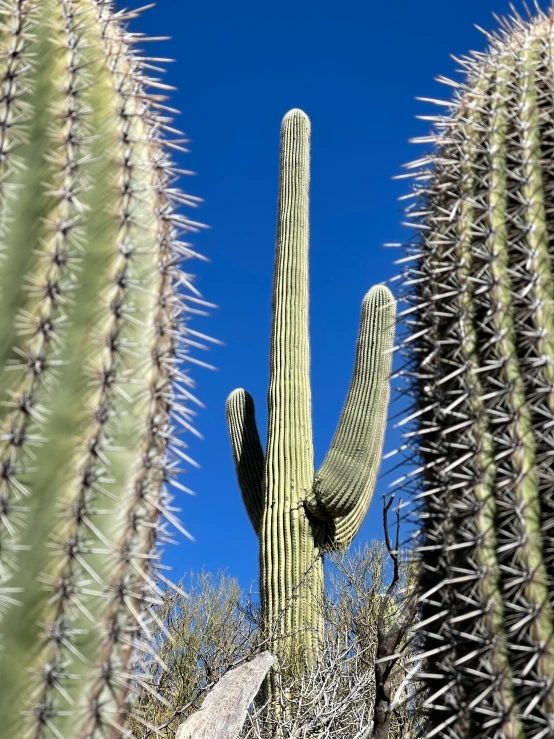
226 109 396 686
397 5 554 737
0 1 205 736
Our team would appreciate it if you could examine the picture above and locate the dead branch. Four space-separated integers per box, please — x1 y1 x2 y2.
373 495 419 739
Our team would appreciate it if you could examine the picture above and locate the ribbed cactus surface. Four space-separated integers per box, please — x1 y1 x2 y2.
0 1 202 736
226 109 396 679
398 6 554 738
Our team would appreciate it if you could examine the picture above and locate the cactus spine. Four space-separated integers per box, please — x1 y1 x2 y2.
226 110 396 677
0 1 203 736
399 6 554 737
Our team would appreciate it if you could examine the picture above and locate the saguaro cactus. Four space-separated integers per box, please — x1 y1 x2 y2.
0 1 203 736
226 109 396 674
398 5 554 737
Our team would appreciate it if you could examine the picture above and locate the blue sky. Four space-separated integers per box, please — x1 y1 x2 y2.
120 0 549 593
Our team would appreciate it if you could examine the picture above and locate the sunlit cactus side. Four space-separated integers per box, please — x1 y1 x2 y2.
396 5 554 737
226 109 396 684
0 1 206 736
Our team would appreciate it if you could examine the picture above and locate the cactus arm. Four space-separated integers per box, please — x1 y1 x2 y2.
226 389 264 534
323 487 376 552
305 285 395 523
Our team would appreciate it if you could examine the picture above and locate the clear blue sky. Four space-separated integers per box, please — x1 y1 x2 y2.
120 0 548 592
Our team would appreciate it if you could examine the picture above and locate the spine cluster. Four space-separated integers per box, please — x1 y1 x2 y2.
0 1 205 736
398 6 554 737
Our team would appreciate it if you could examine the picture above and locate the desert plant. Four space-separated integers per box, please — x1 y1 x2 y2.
397 4 554 737
225 109 396 688
127 546 421 738
0 1 205 736
128 570 263 736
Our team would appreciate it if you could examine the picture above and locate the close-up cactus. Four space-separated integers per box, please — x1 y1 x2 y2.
397 4 554 737
226 109 396 685
0 1 203 736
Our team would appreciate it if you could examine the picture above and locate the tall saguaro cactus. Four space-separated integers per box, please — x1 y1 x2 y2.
398 6 554 737
0 1 204 736
226 109 396 674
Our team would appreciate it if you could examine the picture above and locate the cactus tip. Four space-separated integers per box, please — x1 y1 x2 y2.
227 387 245 404
363 283 396 308
282 107 308 119
281 108 311 133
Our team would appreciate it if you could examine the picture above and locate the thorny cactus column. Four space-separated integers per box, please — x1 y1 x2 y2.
0 1 204 737
397 6 554 738
226 110 396 681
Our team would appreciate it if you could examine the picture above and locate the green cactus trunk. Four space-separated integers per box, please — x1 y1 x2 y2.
400 6 554 737
226 110 396 694
0 2 202 736
261 110 323 670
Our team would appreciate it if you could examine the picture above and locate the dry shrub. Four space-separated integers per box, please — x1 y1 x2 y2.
129 542 423 738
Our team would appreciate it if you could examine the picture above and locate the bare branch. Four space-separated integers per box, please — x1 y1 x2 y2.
373 495 419 739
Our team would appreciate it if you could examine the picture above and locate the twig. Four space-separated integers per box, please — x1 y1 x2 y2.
372 495 418 739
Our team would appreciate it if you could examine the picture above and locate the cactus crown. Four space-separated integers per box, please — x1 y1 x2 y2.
397 4 554 736
226 110 396 676
0 1 205 735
